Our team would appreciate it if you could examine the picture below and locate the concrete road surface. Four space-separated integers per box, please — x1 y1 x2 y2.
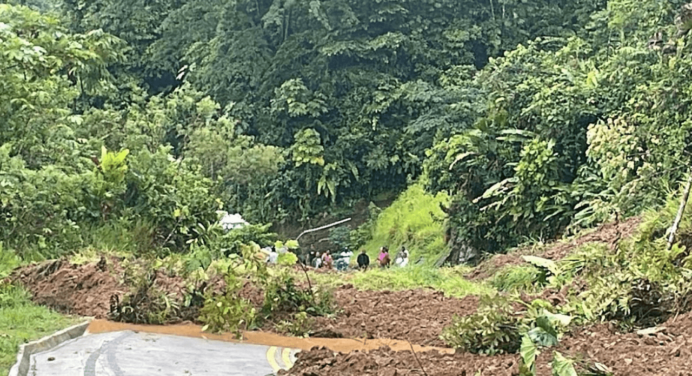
28 331 298 376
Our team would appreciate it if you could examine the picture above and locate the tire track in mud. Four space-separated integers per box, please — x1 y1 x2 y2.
84 332 132 376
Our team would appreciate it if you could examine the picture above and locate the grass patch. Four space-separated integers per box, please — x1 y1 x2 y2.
361 184 449 265
0 284 81 374
300 266 494 298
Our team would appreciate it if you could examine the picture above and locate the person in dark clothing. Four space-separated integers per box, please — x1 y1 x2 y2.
357 249 370 270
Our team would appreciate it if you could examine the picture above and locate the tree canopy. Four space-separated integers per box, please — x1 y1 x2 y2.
5 0 692 260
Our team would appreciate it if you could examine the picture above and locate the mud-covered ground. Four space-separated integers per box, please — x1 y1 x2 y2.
10 259 477 347
315 285 478 347
283 310 692 376
280 346 518 376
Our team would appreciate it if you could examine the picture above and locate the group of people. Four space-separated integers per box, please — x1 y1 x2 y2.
304 245 410 271
311 250 335 269
356 246 409 270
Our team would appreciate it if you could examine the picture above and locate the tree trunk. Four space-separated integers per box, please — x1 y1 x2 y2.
667 170 692 251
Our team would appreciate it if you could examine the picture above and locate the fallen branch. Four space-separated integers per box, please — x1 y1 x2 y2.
407 340 429 376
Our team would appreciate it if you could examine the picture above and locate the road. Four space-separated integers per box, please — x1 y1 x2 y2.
28 331 298 376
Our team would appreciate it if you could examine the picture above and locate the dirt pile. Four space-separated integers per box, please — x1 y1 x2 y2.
467 216 641 280
285 312 692 376
279 346 519 376
10 258 263 319
11 260 473 347
11 258 125 318
531 313 692 376
312 285 478 347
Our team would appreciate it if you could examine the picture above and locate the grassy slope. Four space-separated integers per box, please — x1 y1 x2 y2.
362 184 449 266
0 286 81 375
304 266 494 298
0 248 81 375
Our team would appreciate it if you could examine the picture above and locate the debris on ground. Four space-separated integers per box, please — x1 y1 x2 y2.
279 346 519 376
11 261 477 347
313 285 478 347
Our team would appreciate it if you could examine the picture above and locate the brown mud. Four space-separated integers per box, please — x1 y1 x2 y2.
280 346 519 376
10 258 126 318
286 311 692 376
11 260 477 347
87 319 453 354
534 312 692 376
315 285 478 347
466 216 642 280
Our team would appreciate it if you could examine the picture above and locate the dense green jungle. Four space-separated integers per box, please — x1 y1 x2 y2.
5 0 692 375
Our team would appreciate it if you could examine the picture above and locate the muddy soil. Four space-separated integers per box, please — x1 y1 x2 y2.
11 258 126 318
10 258 262 319
312 285 478 347
11 260 476 347
533 312 692 376
467 216 641 280
280 346 519 376
291 310 692 376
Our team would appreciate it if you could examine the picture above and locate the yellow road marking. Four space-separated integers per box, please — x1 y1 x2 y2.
282 348 293 368
266 346 281 372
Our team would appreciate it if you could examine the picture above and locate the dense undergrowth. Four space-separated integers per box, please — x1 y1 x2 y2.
353 184 450 266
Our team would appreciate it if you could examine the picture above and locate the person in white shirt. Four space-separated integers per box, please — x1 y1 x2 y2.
313 252 322 269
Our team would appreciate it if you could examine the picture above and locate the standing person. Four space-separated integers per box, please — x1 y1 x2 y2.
313 252 322 269
399 246 409 267
357 249 370 270
378 247 391 268
322 251 334 270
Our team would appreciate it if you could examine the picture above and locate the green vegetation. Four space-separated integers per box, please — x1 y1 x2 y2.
0 282 80 374
441 191 692 373
5 0 692 372
489 265 547 294
357 184 449 264
303 265 493 299
425 0 692 258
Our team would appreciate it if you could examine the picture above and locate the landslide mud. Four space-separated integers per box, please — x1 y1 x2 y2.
12 260 477 347
533 312 692 376
281 346 518 376
315 285 478 347
11 259 125 318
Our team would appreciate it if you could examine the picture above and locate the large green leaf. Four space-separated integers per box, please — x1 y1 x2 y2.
552 352 578 376
520 335 539 372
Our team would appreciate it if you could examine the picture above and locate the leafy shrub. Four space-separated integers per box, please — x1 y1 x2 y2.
441 295 521 354
221 224 277 256
262 270 335 318
277 252 298 266
0 244 20 279
274 312 313 337
199 272 257 338
108 261 181 324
